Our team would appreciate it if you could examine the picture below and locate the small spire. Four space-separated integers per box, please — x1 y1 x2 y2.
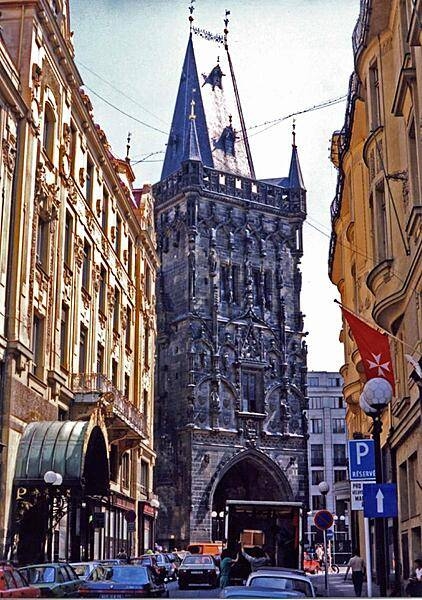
188 0 195 32
183 90 202 164
288 123 305 190
126 132 131 162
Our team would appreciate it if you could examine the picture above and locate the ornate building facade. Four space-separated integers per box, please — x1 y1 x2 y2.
330 0 422 587
153 22 308 549
0 0 158 562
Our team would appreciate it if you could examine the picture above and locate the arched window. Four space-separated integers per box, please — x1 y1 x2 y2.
43 102 56 161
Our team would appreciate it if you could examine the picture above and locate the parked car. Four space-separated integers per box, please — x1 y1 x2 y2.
70 562 102 580
220 586 307 598
78 565 168 598
130 555 164 581
166 552 182 581
246 568 316 598
178 554 219 589
155 554 176 581
18 563 81 597
0 563 40 598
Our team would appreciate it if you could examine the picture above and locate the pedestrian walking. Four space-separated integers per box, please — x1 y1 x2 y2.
219 549 239 588
315 544 324 567
405 558 422 597
344 548 365 597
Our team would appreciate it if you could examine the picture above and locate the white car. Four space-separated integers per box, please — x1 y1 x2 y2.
246 567 316 598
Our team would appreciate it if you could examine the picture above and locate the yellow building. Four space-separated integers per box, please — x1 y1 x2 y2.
0 0 158 562
330 0 422 588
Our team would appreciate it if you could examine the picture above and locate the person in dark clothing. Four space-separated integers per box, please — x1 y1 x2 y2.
344 549 365 597
219 549 239 588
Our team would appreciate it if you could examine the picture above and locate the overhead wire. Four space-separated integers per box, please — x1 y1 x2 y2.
304 219 421 301
76 60 169 126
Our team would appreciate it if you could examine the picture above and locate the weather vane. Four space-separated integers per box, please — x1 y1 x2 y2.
223 9 230 49
292 119 296 146
188 0 195 31
126 132 132 161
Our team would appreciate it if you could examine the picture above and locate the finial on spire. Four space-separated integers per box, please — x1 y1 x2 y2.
126 132 131 162
189 91 196 120
188 0 195 32
292 119 296 147
228 114 232 126
223 9 230 49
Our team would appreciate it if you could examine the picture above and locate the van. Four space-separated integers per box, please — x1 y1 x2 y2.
186 542 222 556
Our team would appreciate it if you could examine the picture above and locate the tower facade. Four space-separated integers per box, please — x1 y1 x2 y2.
153 25 308 548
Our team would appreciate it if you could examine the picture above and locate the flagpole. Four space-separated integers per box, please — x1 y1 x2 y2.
334 299 419 354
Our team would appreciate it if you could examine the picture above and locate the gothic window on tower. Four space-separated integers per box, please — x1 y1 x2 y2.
264 270 272 309
220 264 230 302
232 264 240 304
241 369 263 413
252 268 261 306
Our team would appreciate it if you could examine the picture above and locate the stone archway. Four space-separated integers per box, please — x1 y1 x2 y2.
211 449 293 514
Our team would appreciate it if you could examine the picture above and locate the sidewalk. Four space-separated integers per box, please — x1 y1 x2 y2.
311 567 381 598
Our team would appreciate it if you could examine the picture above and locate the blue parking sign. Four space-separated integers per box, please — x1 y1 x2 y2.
348 440 376 480
363 483 398 518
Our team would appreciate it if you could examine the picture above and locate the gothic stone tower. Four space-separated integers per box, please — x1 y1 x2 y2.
153 26 308 548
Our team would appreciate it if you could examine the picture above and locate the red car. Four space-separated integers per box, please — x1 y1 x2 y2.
0 563 40 597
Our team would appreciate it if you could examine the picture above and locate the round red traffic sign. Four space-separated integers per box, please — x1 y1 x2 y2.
313 509 334 531
124 509 137 523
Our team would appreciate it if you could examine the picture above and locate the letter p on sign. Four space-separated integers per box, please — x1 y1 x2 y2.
356 442 369 465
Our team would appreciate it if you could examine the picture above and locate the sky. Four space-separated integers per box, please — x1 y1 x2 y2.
70 0 360 372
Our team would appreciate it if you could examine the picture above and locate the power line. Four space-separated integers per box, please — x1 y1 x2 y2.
83 85 169 136
76 60 168 126
304 219 420 301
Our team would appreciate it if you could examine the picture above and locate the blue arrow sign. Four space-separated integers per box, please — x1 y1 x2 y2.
363 483 398 518
326 530 334 540
348 440 376 480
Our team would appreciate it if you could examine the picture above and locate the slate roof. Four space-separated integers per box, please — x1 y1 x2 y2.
161 31 305 192
161 33 254 179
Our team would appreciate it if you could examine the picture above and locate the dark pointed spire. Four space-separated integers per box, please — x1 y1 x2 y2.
288 121 305 189
182 96 202 163
161 36 213 179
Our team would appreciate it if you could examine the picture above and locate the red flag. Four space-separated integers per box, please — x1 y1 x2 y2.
341 307 395 393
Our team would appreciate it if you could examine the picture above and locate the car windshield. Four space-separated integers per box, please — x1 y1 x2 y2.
250 576 312 597
21 567 56 584
92 567 149 584
183 556 212 565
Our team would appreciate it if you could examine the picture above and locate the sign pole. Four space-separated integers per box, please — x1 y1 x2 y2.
364 517 372 598
323 529 329 596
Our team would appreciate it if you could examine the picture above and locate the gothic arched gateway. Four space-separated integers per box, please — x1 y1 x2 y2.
210 451 300 567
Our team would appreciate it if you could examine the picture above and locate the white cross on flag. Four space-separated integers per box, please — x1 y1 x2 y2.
341 307 395 393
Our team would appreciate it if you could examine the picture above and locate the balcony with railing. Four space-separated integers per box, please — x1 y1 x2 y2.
352 0 371 57
71 373 147 441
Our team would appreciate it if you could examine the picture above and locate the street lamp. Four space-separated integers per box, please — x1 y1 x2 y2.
43 471 63 561
318 481 330 594
360 377 393 598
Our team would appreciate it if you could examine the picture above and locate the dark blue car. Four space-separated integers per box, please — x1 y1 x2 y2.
78 565 168 598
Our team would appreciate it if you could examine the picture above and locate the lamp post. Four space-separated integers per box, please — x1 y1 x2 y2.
211 510 218 541
43 471 63 561
318 481 330 595
360 377 393 598
150 498 160 554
